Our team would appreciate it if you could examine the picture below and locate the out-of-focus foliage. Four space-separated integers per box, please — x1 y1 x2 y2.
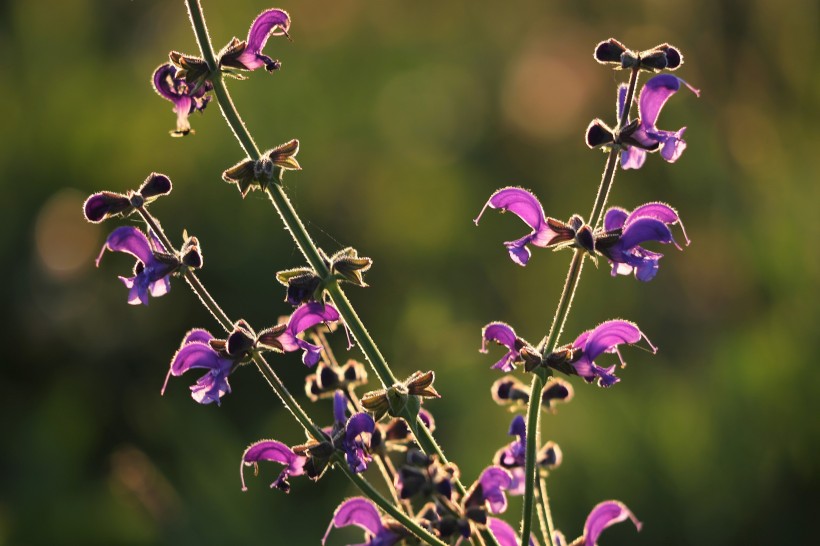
1 0 818 544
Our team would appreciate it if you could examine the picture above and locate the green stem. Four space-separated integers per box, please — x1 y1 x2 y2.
185 3 487 543
533 484 550 546
538 475 556 544
519 67 642 546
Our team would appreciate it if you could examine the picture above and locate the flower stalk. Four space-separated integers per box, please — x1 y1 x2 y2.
518 66 642 546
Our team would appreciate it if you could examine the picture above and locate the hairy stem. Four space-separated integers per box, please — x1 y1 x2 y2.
538 475 557 544
518 67 642 546
185 3 499 544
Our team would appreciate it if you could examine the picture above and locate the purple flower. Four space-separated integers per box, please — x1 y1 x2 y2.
480 322 539 372
474 187 562 266
152 63 213 136
619 74 700 169
598 202 689 281
323 497 402 546
240 439 306 493
494 416 563 496
487 517 536 546
333 391 376 473
221 9 291 72
464 466 514 515
568 320 656 387
274 302 341 366
582 501 641 546
96 226 177 305
162 329 234 405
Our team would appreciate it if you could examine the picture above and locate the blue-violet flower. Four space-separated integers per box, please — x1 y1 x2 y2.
152 63 213 136
240 439 306 493
220 9 291 72
323 497 403 546
597 202 689 281
96 226 176 305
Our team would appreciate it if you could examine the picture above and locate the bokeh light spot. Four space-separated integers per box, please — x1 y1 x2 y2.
35 188 99 279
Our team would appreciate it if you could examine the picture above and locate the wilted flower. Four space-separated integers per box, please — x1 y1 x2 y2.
96 226 178 305
220 9 291 72
323 497 404 546
152 63 213 136
596 202 689 281
240 439 306 493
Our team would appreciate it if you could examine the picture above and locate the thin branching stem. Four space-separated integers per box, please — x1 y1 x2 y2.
184 2 500 544
520 67 641 546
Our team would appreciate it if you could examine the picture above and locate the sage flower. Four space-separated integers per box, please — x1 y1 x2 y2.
619 74 700 169
583 501 642 546
463 466 514 515
265 302 341 366
162 329 234 405
96 226 175 305
220 9 291 72
597 202 689 281
152 63 212 136
323 497 403 546
487 517 536 546
480 322 540 372
568 320 656 387
240 439 306 493
474 187 562 266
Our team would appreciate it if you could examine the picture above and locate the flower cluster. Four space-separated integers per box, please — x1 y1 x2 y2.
86 7 699 543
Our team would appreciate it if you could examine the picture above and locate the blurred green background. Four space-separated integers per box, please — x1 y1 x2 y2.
2 0 818 544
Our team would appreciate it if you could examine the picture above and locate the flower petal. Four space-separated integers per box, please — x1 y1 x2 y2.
487 517 535 546
323 497 382 544
624 202 679 226
619 217 674 250
620 146 646 170
603 207 628 231
96 226 153 267
638 74 699 129
152 63 181 101
169 342 225 376
182 328 214 346
582 320 643 363
476 187 546 234
479 466 513 514
246 9 290 55
240 440 305 491
287 303 340 336
583 500 641 546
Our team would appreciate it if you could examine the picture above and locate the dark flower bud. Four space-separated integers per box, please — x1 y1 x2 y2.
83 191 132 223
546 217 576 245
227 320 256 357
575 224 596 254
180 232 203 269
464 506 487 525
594 38 629 64
585 119 616 148
317 363 341 390
278 269 322 306
397 466 427 499
637 44 683 72
341 359 368 385
138 173 173 199
254 155 275 182
541 377 574 412
491 376 531 406
222 158 257 197
620 50 640 69
568 214 585 231
406 448 433 467
537 441 562 470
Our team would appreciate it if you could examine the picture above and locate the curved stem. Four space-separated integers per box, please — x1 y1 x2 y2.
185 3 499 544
538 475 556 544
